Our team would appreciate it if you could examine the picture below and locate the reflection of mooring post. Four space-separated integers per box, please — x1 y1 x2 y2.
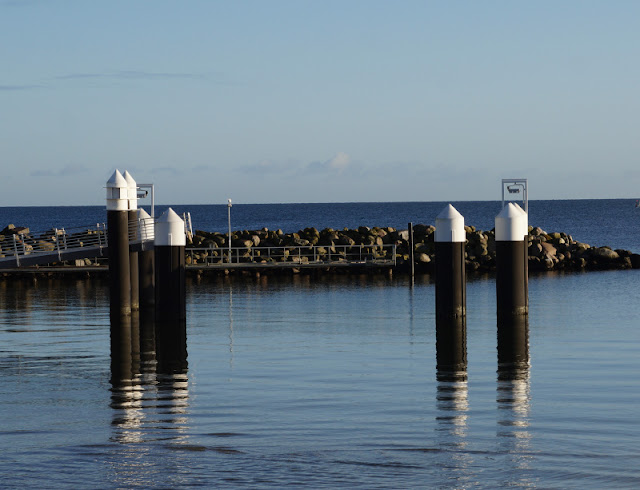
435 205 467 376
106 170 131 316
495 203 529 316
497 313 529 379
138 207 155 309
155 208 186 321
124 171 139 312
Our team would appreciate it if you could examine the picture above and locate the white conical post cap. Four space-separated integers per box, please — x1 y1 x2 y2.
435 204 465 242
154 207 186 246
106 169 129 211
123 170 138 211
495 202 528 241
138 207 154 241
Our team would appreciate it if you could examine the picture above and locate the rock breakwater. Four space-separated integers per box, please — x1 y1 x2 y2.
189 224 640 272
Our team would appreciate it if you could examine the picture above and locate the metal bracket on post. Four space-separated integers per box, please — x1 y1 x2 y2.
502 179 528 213
137 183 155 218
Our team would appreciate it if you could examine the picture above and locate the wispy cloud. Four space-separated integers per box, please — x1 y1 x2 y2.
306 152 353 175
237 153 359 178
55 70 210 82
237 159 298 175
0 0 45 7
151 166 181 176
31 164 89 178
0 84 44 91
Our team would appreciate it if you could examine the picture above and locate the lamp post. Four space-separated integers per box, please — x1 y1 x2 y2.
227 198 232 263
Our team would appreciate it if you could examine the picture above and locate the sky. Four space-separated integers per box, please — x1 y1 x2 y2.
2 0 640 206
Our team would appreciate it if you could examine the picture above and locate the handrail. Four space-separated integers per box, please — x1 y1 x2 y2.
185 244 397 267
1 223 108 265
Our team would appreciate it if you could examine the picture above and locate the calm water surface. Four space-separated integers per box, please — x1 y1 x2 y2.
1 269 639 488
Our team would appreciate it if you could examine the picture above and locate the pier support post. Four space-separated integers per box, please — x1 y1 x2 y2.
155 208 186 322
495 203 529 316
138 207 155 309
107 170 131 316
435 205 467 378
435 205 466 321
124 171 139 312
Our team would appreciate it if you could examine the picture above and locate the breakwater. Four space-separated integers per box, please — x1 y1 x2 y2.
2 222 640 279
189 224 640 273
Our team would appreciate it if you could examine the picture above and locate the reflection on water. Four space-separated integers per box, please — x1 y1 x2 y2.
436 316 467 380
497 314 533 481
4 272 640 487
434 315 471 484
109 309 189 481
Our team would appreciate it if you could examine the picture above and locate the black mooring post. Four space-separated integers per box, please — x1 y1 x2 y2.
434 205 467 379
106 170 131 317
128 209 140 311
125 171 139 312
435 204 466 321
495 203 529 316
138 208 155 309
155 208 186 322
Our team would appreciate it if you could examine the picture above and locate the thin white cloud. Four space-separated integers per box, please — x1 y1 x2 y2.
55 71 209 82
237 159 297 175
0 84 44 91
30 164 89 177
305 152 355 175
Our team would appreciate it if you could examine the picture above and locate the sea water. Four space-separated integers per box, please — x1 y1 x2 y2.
0 200 639 488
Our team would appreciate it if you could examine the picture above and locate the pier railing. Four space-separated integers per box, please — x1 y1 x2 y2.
186 244 397 268
0 217 156 268
0 224 108 267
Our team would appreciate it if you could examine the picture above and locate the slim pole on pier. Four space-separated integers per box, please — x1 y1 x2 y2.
107 170 131 317
124 171 139 312
435 205 467 377
155 208 186 322
408 222 415 280
495 203 529 316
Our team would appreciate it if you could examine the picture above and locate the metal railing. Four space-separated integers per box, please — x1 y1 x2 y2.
0 224 108 266
129 216 155 243
186 244 397 267
1 217 156 267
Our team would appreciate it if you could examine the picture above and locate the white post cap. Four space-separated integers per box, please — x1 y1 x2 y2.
435 204 465 242
138 207 154 240
123 170 138 211
106 169 129 211
495 202 528 241
154 207 186 246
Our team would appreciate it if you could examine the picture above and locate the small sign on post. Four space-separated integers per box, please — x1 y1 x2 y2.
502 179 528 213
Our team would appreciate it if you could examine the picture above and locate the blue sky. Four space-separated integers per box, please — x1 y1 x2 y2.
2 0 639 206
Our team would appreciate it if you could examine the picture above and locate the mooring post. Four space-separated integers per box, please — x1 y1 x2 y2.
435 205 466 321
138 207 155 309
106 169 131 316
124 171 140 312
495 202 529 316
154 208 186 322
434 205 467 377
